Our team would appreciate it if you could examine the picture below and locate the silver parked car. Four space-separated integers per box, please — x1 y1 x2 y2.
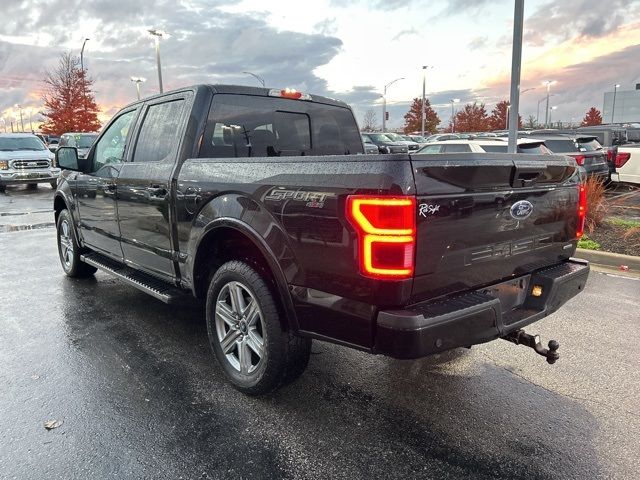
0 133 60 192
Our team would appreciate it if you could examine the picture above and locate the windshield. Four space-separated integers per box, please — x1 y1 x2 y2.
410 136 426 142
577 138 602 151
367 133 393 142
76 134 98 148
384 133 404 142
0 136 47 151
544 139 579 153
518 143 551 154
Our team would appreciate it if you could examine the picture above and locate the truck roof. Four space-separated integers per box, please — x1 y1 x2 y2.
121 84 351 110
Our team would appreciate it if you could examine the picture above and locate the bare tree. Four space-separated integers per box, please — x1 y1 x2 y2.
362 109 378 131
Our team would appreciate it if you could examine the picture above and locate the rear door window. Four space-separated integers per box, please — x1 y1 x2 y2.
200 94 363 158
479 144 507 153
441 144 472 153
132 99 186 163
544 139 579 153
417 145 442 154
518 143 550 154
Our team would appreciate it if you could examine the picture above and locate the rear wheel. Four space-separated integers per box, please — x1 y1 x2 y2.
206 260 311 395
27 183 37 190
0 184 5 193
56 209 97 278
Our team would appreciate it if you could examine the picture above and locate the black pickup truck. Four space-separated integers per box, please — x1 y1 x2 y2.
53 85 589 395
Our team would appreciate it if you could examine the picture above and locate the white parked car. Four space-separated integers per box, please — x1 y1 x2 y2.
417 138 551 154
612 145 640 185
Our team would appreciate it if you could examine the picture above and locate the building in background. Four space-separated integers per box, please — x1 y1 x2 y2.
602 85 640 124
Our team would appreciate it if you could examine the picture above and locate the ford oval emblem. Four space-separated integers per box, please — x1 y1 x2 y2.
510 200 534 220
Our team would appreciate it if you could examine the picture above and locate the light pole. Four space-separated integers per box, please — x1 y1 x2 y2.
0 118 6 133
382 77 404 132
421 66 433 137
506 105 511 130
80 38 89 72
80 38 89 119
148 29 167 93
507 0 524 153
543 80 556 128
611 83 621 123
549 106 558 126
450 98 460 132
130 77 146 100
243 71 265 87
28 108 33 132
14 104 24 132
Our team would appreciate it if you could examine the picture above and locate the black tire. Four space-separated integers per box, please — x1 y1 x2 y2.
0 184 5 193
27 183 38 190
50 180 57 189
206 260 311 395
56 209 97 278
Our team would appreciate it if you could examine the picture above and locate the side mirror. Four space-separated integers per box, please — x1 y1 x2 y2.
56 147 81 171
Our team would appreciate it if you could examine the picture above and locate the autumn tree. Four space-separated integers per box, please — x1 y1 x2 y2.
581 107 602 126
40 52 101 135
488 100 522 130
448 102 490 133
403 97 440 134
361 109 378 131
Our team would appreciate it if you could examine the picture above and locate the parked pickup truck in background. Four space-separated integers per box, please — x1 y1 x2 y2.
0 133 60 193
53 85 589 395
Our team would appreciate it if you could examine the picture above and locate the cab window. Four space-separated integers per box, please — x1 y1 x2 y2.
93 110 137 171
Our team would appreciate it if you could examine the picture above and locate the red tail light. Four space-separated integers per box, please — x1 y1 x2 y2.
576 184 587 238
346 196 416 279
269 88 311 100
615 152 630 169
570 154 586 166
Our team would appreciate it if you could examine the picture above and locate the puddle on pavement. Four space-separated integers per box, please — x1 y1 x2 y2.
0 210 54 217
0 223 55 233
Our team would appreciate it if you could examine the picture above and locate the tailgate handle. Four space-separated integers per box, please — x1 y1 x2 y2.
511 166 544 187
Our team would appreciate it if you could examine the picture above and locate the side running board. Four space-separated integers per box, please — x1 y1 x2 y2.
80 252 189 305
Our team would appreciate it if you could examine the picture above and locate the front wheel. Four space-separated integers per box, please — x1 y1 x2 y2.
56 209 97 278
206 260 311 395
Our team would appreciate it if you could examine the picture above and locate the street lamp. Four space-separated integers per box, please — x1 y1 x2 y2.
80 38 90 118
130 77 147 100
611 84 621 124
549 106 558 126
536 94 555 126
14 104 24 132
148 29 168 93
243 71 265 87
421 66 433 137
450 98 460 133
80 38 90 72
506 104 511 130
382 77 404 132
543 80 556 127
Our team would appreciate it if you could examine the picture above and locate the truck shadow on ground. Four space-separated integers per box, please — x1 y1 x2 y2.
59 275 602 480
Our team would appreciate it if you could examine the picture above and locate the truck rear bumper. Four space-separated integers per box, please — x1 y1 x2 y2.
374 259 589 359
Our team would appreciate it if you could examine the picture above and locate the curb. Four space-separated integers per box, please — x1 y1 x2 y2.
575 248 640 271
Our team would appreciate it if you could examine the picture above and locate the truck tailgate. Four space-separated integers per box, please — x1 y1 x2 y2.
410 153 581 302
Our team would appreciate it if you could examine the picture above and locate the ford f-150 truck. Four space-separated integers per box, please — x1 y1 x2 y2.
0 133 60 192
53 85 589 395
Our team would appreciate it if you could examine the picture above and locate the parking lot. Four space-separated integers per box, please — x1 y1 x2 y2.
1 186 639 480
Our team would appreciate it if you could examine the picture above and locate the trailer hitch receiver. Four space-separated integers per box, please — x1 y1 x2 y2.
503 329 560 364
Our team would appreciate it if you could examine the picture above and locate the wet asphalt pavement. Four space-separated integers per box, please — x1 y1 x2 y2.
1 186 639 480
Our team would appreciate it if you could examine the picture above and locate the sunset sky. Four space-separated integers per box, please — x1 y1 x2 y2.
1 0 639 131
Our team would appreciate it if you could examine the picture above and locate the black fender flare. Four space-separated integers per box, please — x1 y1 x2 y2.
191 216 300 332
